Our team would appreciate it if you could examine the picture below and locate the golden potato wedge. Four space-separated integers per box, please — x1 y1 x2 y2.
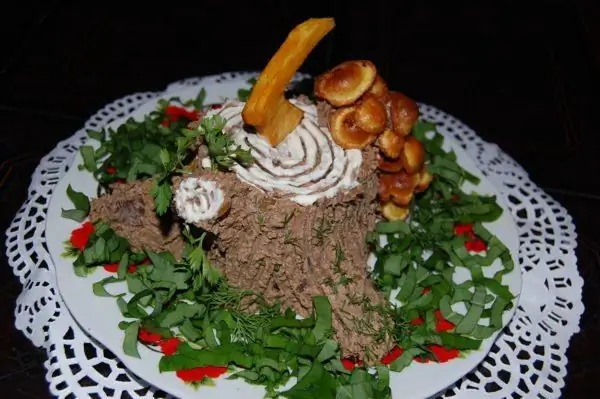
401 136 425 174
368 75 389 102
415 168 434 193
355 94 387 135
378 171 418 206
242 18 335 146
329 106 378 149
381 201 410 221
389 91 419 136
314 60 377 107
377 129 405 160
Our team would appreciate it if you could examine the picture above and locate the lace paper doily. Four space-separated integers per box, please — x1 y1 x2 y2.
5 74 584 399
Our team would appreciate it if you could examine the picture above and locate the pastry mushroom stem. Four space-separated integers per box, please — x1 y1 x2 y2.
389 91 419 137
378 171 418 206
401 136 426 174
174 177 230 224
377 129 405 160
368 75 389 102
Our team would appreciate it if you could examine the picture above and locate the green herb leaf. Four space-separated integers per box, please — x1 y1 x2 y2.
80 145 97 172
123 321 141 358
61 185 91 221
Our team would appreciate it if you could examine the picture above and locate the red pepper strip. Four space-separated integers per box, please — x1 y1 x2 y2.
138 328 162 344
454 223 473 236
176 366 228 382
211 104 223 109
465 238 487 253
106 166 116 175
454 223 488 252
103 263 119 273
159 337 182 356
103 263 141 273
341 358 364 371
176 367 206 382
341 359 356 371
70 221 94 251
434 310 455 332
429 345 460 362
380 346 404 365
410 317 424 326
165 105 201 122
414 345 460 363
204 366 228 378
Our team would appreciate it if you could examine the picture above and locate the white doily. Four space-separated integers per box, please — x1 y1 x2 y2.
4 73 584 399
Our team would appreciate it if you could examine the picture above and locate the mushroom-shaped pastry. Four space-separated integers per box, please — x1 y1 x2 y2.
355 94 387 135
381 201 410 221
414 168 434 193
377 129 405 160
389 91 419 137
314 60 378 107
329 106 379 149
378 170 418 206
368 75 389 102
378 154 404 173
401 136 426 174
174 176 229 224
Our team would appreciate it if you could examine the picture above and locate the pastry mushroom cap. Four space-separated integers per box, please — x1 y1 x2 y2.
355 94 387 135
378 170 418 206
414 168 434 193
329 106 379 149
401 136 426 174
378 154 404 173
381 201 410 221
377 129 405 160
367 75 389 102
389 91 419 137
314 60 378 107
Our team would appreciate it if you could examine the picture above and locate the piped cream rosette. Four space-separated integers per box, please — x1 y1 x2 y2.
204 100 363 206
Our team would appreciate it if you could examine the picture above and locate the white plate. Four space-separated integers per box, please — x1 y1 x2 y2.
46 74 522 399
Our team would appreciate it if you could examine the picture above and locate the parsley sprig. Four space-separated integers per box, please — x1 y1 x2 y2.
76 89 254 216
194 115 255 169
151 115 254 215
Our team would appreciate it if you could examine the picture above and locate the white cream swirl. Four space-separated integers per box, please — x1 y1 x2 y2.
204 100 362 206
174 177 225 223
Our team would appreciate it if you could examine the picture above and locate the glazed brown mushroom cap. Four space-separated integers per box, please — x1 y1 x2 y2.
314 60 378 107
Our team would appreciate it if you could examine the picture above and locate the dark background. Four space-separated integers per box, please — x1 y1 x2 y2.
1 0 599 397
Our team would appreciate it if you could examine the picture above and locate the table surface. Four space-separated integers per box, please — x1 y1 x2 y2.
1 1 599 398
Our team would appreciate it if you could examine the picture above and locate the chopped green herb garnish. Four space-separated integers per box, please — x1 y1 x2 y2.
61 184 90 222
